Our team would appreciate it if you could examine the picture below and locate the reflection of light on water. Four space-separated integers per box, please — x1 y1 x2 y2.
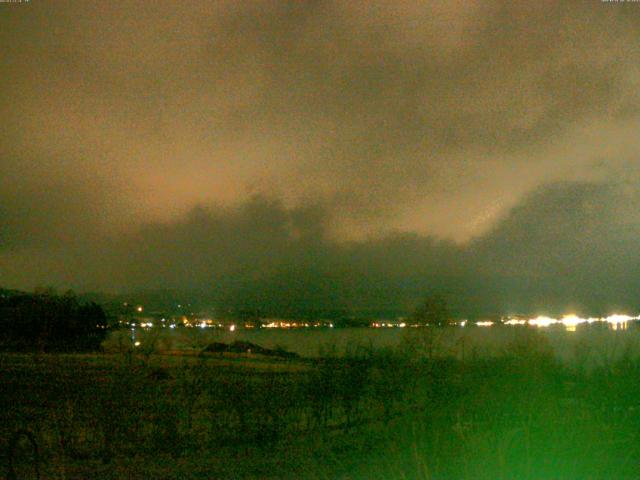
604 314 631 331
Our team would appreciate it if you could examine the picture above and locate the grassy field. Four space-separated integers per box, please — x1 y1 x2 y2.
3 328 640 479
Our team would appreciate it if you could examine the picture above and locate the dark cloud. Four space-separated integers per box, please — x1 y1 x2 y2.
2 178 640 316
469 180 640 315
9 180 625 317
106 194 463 313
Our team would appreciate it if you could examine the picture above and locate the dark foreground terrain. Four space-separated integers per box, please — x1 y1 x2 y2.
2 329 640 479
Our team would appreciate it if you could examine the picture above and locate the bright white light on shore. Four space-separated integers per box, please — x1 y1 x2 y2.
477 321 493 327
136 306 143 312
504 319 526 325
560 315 586 327
134 341 141 347
200 321 207 329
229 324 236 332
529 316 557 327
459 320 467 327
604 314 635 323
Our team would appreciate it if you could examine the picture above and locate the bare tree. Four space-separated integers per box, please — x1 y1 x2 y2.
411 294 451 327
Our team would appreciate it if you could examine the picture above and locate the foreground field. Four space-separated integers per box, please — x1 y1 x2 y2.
3 329 640 479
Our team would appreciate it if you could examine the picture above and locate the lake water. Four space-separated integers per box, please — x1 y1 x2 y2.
117 321 640 366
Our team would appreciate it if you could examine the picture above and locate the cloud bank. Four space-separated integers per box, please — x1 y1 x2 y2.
6 180 639 317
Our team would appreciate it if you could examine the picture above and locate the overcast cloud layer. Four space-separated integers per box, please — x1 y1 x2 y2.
2 1 640 314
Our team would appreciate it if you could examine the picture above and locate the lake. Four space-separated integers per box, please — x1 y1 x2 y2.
114 320 640 366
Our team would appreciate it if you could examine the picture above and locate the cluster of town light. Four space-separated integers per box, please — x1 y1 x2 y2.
127 317 335 330
371 314 640 330
470 314 640 331
263 321 334 328
126 312 639 349
126 304 639 336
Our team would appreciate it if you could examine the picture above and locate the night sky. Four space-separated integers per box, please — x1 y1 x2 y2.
2 1 640 315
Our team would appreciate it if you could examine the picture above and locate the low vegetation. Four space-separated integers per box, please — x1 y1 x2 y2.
2 328 640 479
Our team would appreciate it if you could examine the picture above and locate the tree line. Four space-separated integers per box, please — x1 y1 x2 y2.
0 288 107 352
